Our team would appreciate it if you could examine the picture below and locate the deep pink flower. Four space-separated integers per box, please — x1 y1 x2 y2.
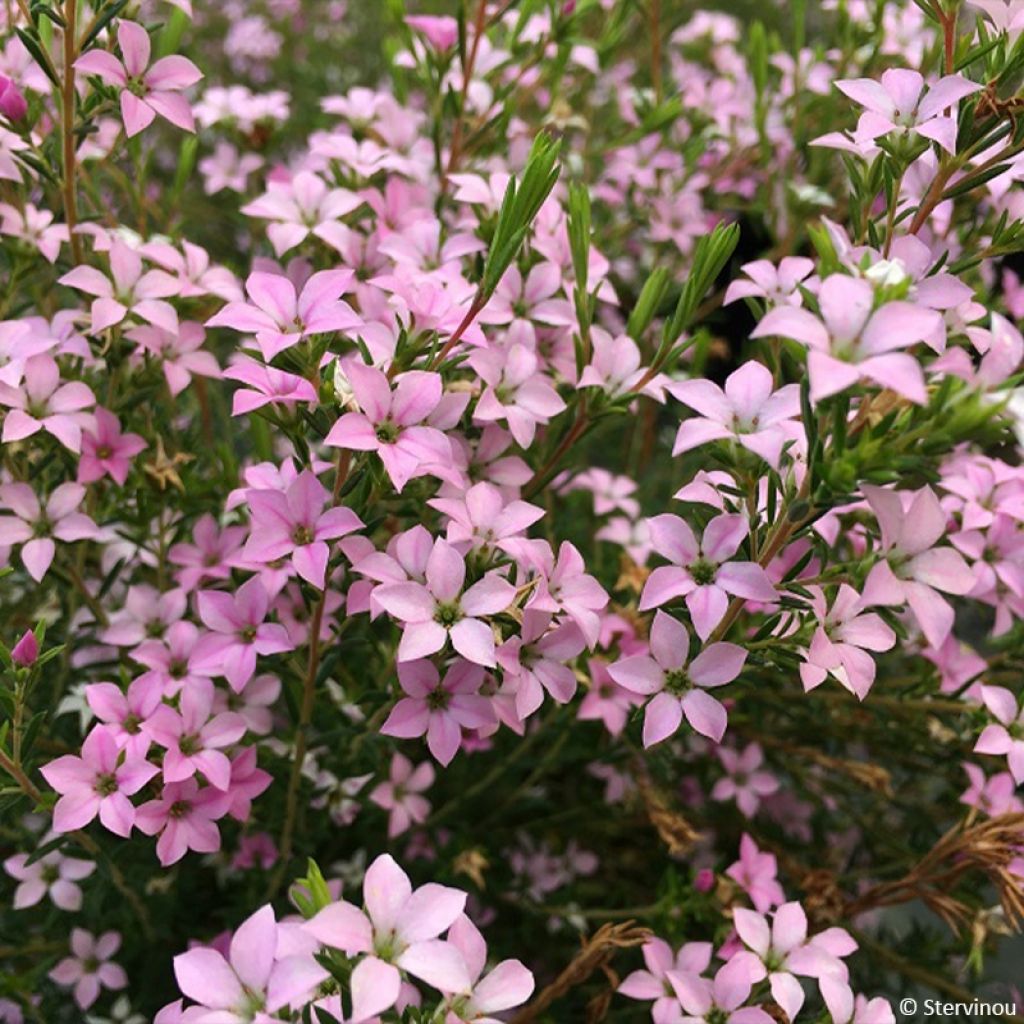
75 21 203 137
40 725 158 837
10 629 38 666
134 778 232 865
610 611 747 745
144 677 247 790
78 407 146 485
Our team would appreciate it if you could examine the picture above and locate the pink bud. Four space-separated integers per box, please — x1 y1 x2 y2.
562 0 577 13
0 76 27 121
694 867 715 893
11 630 38 666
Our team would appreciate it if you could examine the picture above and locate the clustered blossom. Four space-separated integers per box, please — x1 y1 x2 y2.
1 0 1023 1019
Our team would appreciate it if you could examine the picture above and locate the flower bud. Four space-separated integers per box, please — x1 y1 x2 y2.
0 75 27 121
11 629 38 666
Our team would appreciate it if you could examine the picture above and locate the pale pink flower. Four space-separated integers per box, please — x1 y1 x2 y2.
820 977 896 1024
241 171 362 256
711 743 779 817
610 611 747 745
0 354 94 451
127 321 221 397
861 484 976 648
243 469 363 588
0 482 99 581
829 69 981 154
666 955 774 1024
640 513 776 640
198 141 264 194
75 21 202 137
429 480 544 554
325 358 452 492
207 269 361 360
381 658 494 765
40 724 158 837
799 584 896 699
668 361 801 469
0 202 68 262
405 14 459 50
726 834 785 913
222 356 318 416
3 845 94 911
369 752 434 837
174 905 328 1021
375 539 515 666
85 676 164 759
724 257 815 307
619 939 712 1024
752 274 941 404
975 685 1024 782
302 853 470 1020
49 930 127 1010
60 241 180 334
443 914 535 1021
194 576 295 691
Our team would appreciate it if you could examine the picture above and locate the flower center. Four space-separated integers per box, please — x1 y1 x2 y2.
434 601 462 628
689 558 717 585
240 625 258 642
123 713 141 735
179 734 200 756
663 668 691 697
375 419 400 444
96 444 113 459
94 772 118 797
169 799 191 819
426 686 451 711
292 524 315 545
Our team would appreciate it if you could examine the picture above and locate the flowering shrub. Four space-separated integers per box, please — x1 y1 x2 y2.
2 0 1024 1021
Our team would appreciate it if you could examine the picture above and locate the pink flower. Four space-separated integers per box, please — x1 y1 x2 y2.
222 356 318 415
4 845 94 911
0 354 95 451
135 777 232 865
40 725 158 837
0 202 68 263
60 241 180 334
667 955 774 1024
78 407 146 485
127 321 221 397
609 611 747 745
960 763 1022 816
861 484 976 648
75 21 203 137
470 344 567 448
975 685 1024 782
724 257 815 307
199 141 264 195
240 171 362 256
381 658 494 765
374 539 515 666
49 930 127 1010
830 69 981 154
207 269 362 360
169 514 246 591
752 275 941 404
640 513 776 640
173 905 328 1021
496 610 583 720
579 330 666 400
369 752 434 837
668 361 801 469
302 853 470 1020
733 903 856 1021
0 74 27 120
799 584 896 699
523 540 609 648
85 675 164 759
820 977 896 1024
619 939 712 1024
326 358 452 492
429 481 544 554
711 743 779 817
444 914 535 1022
144 677 247 790
243 469 363 588
0 482 99 581
726 834 785 913
406 14 460 50
11 629 38 666
195 577 294 691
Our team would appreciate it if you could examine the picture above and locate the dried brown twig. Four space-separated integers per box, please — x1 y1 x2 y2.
508 921 651 1024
